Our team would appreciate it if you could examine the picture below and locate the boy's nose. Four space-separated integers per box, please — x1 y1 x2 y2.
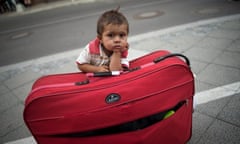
114 36 121 42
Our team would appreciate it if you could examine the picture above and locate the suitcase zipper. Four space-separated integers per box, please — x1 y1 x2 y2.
27 70 193 112
29 79 89 95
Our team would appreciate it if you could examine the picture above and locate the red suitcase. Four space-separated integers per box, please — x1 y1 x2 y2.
24 50 195 144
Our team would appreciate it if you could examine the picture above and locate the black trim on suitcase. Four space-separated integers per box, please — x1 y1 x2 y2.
52 100 187 138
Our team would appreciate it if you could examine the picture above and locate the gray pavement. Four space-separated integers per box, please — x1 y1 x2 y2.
1 2 240 143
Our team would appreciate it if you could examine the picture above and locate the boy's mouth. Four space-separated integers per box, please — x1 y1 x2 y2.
113 45 121 49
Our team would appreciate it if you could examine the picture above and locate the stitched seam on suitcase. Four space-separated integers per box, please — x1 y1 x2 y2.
26 79 193 123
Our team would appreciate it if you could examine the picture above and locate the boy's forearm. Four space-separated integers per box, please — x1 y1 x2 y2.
109 52 122 71
78 64 103 73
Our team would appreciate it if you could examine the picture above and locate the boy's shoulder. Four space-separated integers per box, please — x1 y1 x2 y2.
89 38 101 54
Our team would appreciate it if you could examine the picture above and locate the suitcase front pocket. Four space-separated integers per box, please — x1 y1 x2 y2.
53 100 188 137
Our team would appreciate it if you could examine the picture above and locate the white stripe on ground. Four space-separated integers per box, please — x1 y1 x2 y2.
194 81 240 105
5 81 240 144
1 14 240 73
5 136 36 144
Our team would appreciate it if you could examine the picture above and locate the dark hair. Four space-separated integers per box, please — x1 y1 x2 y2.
97 7 129 36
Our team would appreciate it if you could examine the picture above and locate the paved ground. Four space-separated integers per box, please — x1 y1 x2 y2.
0 1 240 143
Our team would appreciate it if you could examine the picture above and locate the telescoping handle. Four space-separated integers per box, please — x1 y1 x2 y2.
153 53 190 66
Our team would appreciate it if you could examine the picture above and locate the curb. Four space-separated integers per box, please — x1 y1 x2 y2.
128 13 240 42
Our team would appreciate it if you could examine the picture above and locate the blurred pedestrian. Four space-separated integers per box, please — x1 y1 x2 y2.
23 0 31 7
0 0 16 13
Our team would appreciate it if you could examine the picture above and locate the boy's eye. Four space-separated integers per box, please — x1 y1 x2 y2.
107 33 114 37
106 32 127 39
119 33 126 38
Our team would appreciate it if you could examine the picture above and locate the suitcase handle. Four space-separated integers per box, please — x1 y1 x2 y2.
129 53 190 72
86 71 121 77
87 53 190 77
154 53 190 66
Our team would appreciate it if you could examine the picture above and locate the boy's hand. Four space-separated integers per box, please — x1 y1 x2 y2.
97 65 109 72
122 42 129 52
112 42 129 53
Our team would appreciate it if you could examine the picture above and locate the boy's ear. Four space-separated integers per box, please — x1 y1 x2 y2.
97 34 103 43
97 34 102 40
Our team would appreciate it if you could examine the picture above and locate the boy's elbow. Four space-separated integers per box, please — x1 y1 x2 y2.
77 63 84 72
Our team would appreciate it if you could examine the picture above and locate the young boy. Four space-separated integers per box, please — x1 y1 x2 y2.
76 7 129 73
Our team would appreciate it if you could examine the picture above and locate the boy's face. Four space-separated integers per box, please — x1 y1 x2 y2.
99 24 128 52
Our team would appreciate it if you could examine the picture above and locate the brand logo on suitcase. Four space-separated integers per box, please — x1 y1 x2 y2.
105 93 121 104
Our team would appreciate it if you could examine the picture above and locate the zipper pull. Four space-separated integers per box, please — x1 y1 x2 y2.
75 79 89 86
